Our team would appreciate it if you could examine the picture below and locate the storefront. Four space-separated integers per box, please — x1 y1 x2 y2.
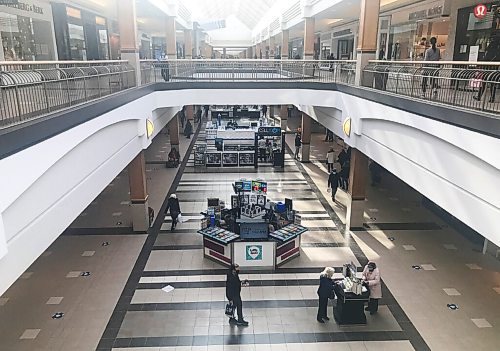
0 0 57 61
51 3 110 60
453 1 499 61
289 38 303 59
331 25 357 60
383 0 451 60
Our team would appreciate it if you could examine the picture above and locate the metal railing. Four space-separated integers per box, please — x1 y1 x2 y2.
140 59 357 85
0 60 135 128
363 60 500 113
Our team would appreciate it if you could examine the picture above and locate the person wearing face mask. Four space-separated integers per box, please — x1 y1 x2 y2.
362 262 381 315
226 263 249 326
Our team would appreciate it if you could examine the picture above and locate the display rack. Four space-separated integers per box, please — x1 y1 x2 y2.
206 152 222 167
269 223 308 243
198 227 240 244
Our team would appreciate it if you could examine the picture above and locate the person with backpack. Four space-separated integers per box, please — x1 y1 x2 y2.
164 194 181 231
225 264 249 326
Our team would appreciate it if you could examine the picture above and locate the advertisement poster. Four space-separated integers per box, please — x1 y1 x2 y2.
246 245 262 261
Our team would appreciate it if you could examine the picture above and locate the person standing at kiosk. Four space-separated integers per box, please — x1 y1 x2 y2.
362 262 381 315
317 267 335 323
226 264 249 326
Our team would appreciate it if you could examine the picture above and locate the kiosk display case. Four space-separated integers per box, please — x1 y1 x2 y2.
198 227 240 245
222 153 239 167
206 153 222 167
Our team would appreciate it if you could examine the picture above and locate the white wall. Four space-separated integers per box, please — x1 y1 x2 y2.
1 86 498 296
0 93 181 296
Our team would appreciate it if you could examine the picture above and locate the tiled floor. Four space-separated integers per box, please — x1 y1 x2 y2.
0 115 499 351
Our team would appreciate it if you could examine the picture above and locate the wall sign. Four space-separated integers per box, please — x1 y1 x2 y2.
409 5 443 20
474 4 488 19
246 245 262 261
258 127 281 137
1 1 43 14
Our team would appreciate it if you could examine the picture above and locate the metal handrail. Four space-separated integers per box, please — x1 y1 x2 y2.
0 62 136 128
363 60 500 114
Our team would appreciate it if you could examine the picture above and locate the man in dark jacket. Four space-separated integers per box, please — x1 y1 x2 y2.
226 264 249 326
184 120 193 139
165 194 181 231
317 267 335 323
328 170 340 202
294 133 302 160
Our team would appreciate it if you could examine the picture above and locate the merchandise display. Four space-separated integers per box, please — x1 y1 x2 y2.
269 223 308 242
198 227 240 244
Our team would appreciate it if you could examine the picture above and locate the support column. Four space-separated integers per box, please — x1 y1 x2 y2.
281 30 289 59
118 0 140 85
128 151 149 232
223 47 227 59
300 113 312 162
184 29 192 59
355 0 380 86
304 18 315 60
166 16 177 59
269 106 275 122
168 114 180 150
346 149 369 230
269 36 275 58
186 105 194 123
280 105 288 131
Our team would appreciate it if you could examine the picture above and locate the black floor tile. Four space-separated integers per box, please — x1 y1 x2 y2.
299 333 317 343
176 335 194 346
284 333 301 343
113 338 131 347
207 335 222 345
314 332 332 342
269 333 285 344
129 337 147 347
254 333 271 344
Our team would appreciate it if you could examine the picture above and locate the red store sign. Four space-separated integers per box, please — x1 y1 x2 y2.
474 3 488 19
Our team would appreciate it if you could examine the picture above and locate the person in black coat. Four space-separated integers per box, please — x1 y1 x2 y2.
294 133 302 160
328 170 340 202
184 120 193 139
165 194 181 231
317 267 335 323
226 264 249 326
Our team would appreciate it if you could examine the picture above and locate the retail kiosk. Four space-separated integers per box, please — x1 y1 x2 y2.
333 262 370 325
198 179 307 269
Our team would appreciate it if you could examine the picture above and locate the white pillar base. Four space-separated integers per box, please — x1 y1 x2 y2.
355 51 376 87
121 51 141 86
131 201 149 232
346 198 365 231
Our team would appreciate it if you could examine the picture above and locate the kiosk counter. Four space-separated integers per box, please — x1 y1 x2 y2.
198 179 307 269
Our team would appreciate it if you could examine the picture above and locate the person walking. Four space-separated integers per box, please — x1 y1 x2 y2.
180 108 186 129
226 263 249 326
317 267 335 323
184 120 193 139
294 133 302 160
362 262 381 315
328 170 340 202
326 148 335 173
262 105 268 118
422 37 441 97
165 194 181 231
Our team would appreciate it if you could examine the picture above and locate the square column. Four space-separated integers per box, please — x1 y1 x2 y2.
304 18 315 60
186 105 194 122
346 149 369 230
128 151 149 232
281 30 289 59
168 114 180 150
301 113 312 162
355 0 380 86
184 29 193 59
118 0 140 85
166 16 177 59
280 105 288 131
269 36 276 58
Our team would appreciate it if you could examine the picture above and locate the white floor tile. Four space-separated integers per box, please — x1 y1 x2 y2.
120 201 130 205
41 251 52 257
46 297 64 305
82 251 96 257
471 318 492 328
19 329 41 339
0 297 9 306
465 264 482 270
493 287 500 295
112 212 123 217
443 244 457 250
443 288 461 296
66 271 81 278
403 245 416 251
420 264 436 271
20 272 33 279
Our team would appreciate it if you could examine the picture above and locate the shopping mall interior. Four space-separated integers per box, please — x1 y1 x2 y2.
0 1 499 351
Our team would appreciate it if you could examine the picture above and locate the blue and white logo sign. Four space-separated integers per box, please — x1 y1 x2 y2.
246 245 262 261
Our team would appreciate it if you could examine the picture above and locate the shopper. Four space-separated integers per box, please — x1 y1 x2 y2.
317 267 335 323
180 107 186 129
422 37 441 97
328 170 340 202
167 147 181 167
326 148 335 173
337 147 347 167
473 36 499 103
294 133 302 160
362 262 381 315
339 160 350 190
165 194 181 231
226 263 249 326
217 113 222 127
184 120 193 139
369 160 382 186
262 105 268 118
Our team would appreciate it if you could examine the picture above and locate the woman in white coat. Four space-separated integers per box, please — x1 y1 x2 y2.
362 262 381 315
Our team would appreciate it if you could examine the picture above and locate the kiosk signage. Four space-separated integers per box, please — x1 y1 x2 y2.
258 127 282 136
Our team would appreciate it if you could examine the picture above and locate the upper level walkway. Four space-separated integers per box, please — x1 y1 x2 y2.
1 59 499 130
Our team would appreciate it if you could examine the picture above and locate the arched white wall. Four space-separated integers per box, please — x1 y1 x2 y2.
0 87 498 296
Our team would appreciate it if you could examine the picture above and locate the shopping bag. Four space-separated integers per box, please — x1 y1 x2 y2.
225 302 235 317
177 214 187 224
